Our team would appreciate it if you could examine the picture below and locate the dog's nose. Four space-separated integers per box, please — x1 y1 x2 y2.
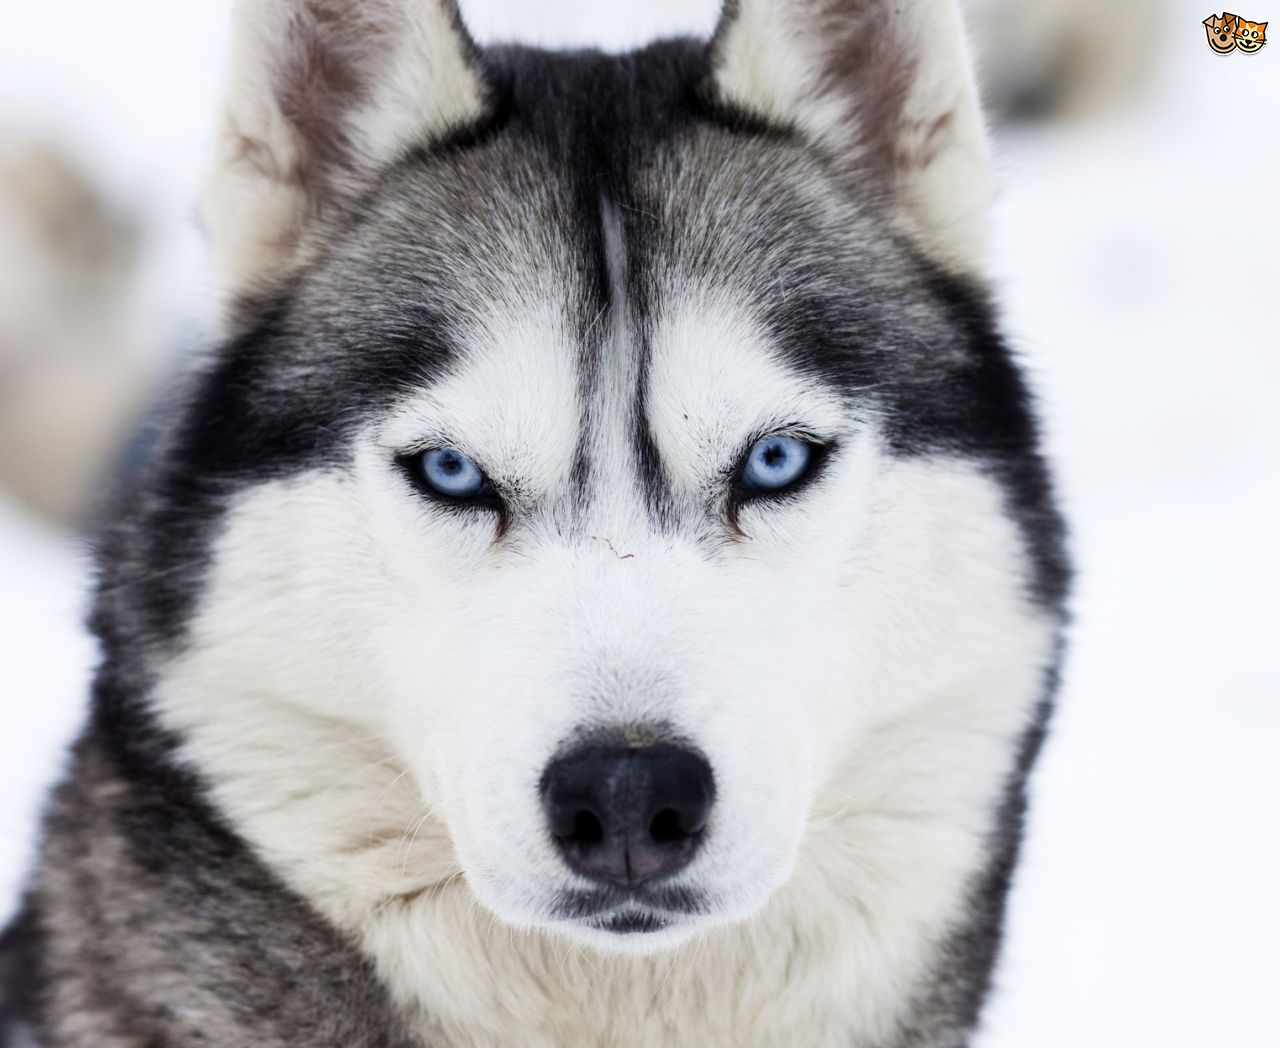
541 742 714 886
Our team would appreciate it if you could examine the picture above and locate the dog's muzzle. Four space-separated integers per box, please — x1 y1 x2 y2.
541 741 714 888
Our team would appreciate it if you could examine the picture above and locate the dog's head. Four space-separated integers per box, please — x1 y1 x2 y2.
1204 13 1240 53
124 0 1063 962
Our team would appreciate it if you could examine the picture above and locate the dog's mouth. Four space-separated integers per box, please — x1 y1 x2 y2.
587 908 674 935
552 883 708 937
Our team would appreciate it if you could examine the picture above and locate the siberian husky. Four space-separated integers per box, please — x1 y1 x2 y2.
0 1 1068 1044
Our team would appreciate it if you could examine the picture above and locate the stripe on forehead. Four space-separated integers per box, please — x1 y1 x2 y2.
478 44 712 534
570 192 673 533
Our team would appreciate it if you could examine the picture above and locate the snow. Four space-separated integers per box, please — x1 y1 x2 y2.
1 1 1277 1041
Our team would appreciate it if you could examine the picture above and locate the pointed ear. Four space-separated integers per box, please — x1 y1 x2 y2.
204 0 489 309
707 0 993 276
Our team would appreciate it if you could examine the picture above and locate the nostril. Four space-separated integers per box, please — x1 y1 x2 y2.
648 808 685 843
571 809 604 845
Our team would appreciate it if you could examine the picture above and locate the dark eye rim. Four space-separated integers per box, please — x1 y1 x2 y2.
727 432 834 522
395 449 507 518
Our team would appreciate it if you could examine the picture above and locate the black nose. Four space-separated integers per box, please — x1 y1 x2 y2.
541 742 715 886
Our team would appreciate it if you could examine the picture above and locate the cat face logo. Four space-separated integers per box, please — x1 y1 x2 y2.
1204 12 1241 52
1236 17 1268 50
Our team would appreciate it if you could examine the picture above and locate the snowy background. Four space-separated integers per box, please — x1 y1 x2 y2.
1 1 1277 1043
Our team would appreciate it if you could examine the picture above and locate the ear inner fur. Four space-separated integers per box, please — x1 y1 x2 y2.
204 0 490 315
707 0 993 277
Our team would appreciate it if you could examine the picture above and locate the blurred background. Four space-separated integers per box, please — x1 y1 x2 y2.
0 1 1275 1043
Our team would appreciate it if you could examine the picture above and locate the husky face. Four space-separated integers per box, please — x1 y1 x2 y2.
103 1 1066 1036
172 115 963 951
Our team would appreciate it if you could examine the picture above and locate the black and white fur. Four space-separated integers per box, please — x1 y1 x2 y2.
1 1 1068 1045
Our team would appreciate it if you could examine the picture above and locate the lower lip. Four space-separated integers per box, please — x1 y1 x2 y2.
590 910 672 935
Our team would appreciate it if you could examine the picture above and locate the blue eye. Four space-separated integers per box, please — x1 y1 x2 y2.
417 447 487 498
740 435 813 492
